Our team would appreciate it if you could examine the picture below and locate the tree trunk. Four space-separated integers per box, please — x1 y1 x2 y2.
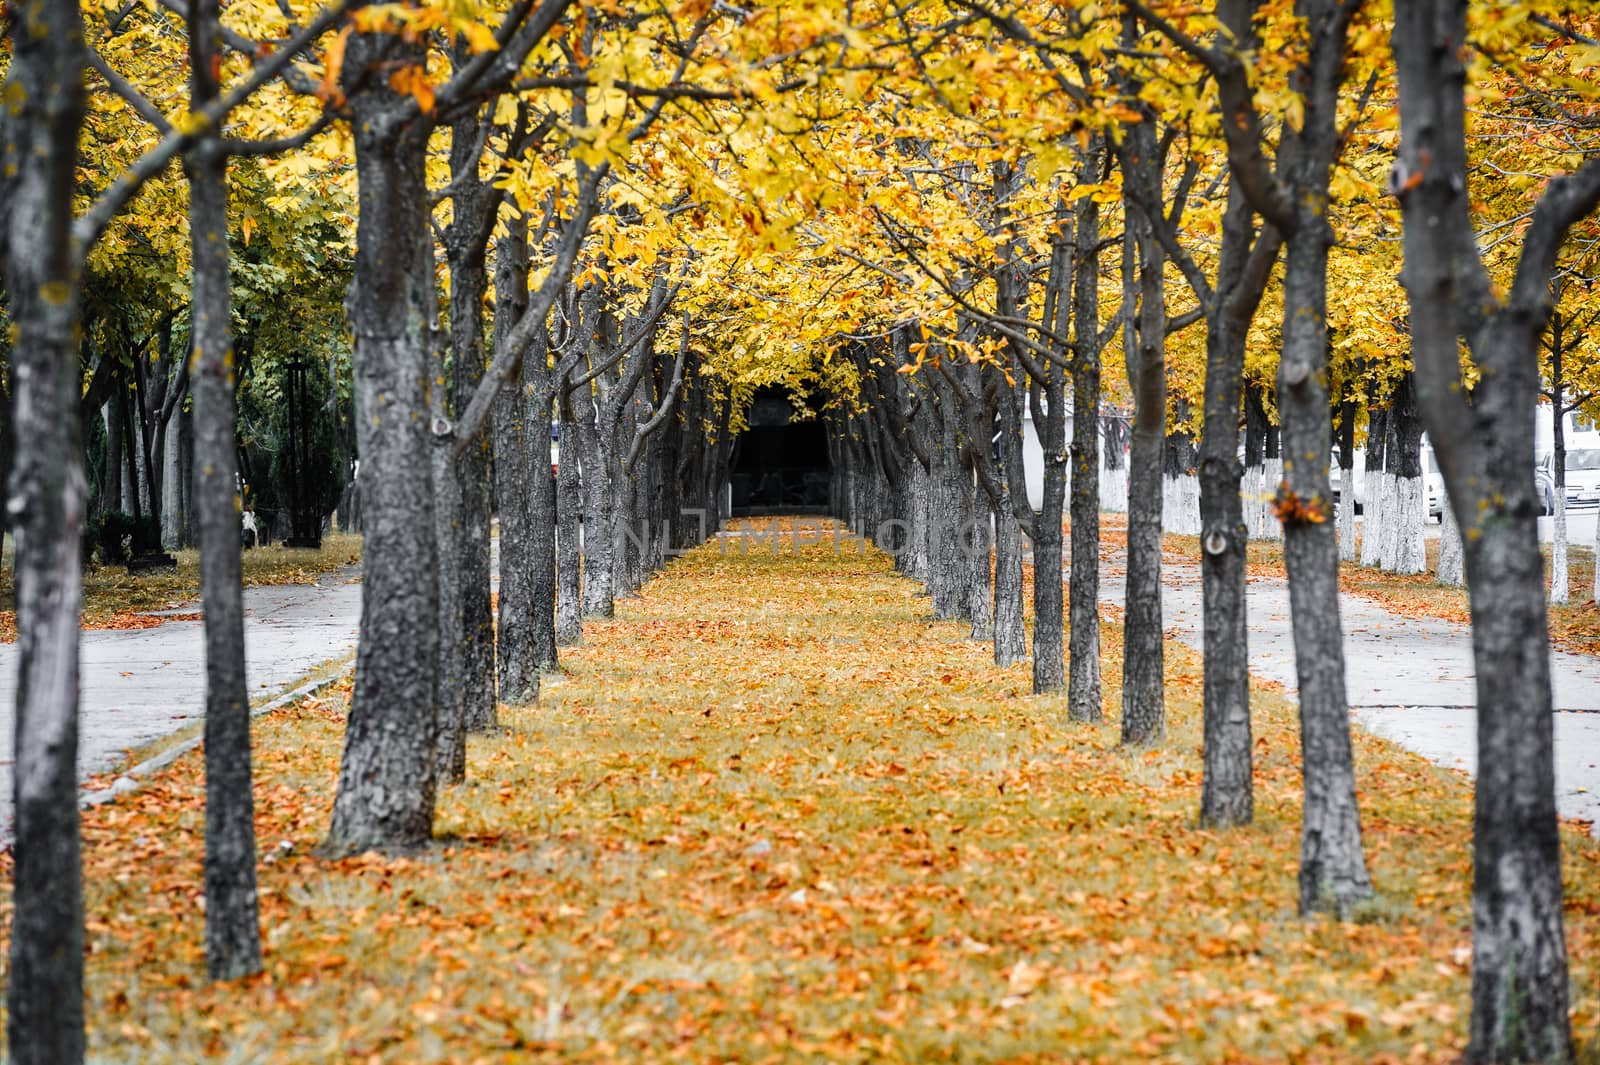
966 476 992 642
1385 374 1426 575
1464 533 1570 1062
1121 192 1166 747
1437 487 1465 587
928 393 967 619
105 396 125 518
526 376 560 672
1391 3 1582 1049
576 393 615 618
1360 406 1387 567
161 409 183 548
1067 174 1103 722
492 216 538 707
431 326 466 785
1031 472 1066 694
1197 185 1264 827
556 398 585 645
992 497 1025 666
1336 398 1356 561
323 82 439 855
443 116 497 740
1550 343 1567 603
3 4 89 1059
1278 190 1371 917
187 3 263 979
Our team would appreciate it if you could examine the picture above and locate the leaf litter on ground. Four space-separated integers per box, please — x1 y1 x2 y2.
3 518 1596 1063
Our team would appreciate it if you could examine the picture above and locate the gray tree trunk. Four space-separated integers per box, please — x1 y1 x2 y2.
992 497 1025 666
1360 407 1387 568
1196 0 1371 914
431 313 466 785
1336 405 1357 562
1195 181 1276 827
525 373 560 672
556 398 585 644
1067 173 1103 722
1120 178 1166 747
491 215 539 707
1550 337 1568 603
162 406 194 549
441 103 497 738
1391 3 1590 1053
1277 132 1371 920
324 57 439 855
1437 489 1464 587
2 4 89 1058
187 0 263 981
1031 382 1067 694
575 390 615 618
966 476 992 641
105 396 125 518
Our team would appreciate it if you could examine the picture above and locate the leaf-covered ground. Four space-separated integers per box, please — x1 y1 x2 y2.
4 520 1597 1062
0 533 363 643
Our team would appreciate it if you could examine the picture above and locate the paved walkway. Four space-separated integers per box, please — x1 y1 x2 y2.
0 571 363 833
1081 550 1600 834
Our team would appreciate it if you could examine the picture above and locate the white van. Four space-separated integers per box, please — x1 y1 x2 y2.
1329 439 1444 520
1541 447 1600 508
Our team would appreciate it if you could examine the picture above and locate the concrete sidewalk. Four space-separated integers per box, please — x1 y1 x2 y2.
0 570 363 833
1083 550 1600 833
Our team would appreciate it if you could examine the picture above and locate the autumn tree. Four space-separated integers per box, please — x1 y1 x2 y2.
1390 3 1600 1058
1135 0 1374 913
3 0 349 1051
2 8 91 1059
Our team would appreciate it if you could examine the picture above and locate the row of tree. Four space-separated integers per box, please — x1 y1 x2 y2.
801 5 1598 1062
3 2 1598 1063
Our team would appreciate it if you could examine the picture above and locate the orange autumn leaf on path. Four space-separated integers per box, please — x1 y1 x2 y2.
7 520 1596 1062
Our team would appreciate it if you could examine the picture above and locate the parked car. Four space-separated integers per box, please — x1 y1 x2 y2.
1534 458 1556 515
1329 441 1444 520
1541 447 1600 509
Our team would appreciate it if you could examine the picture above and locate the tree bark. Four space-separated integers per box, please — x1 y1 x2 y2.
525 370 560 672
3 3 89 1058
1360 405 1387 567
1197 183 1272 827
1120 165 1167 747
576 385 615 618
431 315 466 785
1197 0 1370 913
324 58 439 855
992 496 1025 666
1067 166 1104 722
556 396 585 644
1336 398 1356 561
1385 373 1426 574
442 103 498 738
1278 203 1372 915
1391 2 1591 1053
492 214 539 706
1437 487 1464 587
965 473 992 642
104 395 125 518
1277 158 1372 923
1549 333 1567 603
187 0 263 981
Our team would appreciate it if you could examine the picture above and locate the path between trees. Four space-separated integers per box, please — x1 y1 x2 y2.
0 570 363 835
6 527 1598 840
43 520 1600 1060
1082 548 1600 834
